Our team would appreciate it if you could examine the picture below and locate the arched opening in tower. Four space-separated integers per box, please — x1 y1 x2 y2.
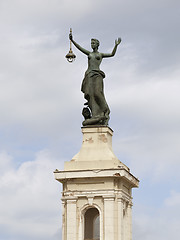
84 207 100 240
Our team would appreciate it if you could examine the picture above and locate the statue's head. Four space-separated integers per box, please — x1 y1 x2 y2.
91 39 100 49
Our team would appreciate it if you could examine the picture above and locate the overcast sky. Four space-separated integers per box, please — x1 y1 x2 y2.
0 0 180 239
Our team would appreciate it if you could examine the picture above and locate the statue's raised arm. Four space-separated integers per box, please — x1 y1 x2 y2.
101 38 121 58
69 32 90 56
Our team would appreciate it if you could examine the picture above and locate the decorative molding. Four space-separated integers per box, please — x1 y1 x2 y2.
66 198 77 204
87 196 94 205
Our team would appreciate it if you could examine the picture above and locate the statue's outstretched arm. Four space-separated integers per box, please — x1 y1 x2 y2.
69 33 90 56
102 38 121 58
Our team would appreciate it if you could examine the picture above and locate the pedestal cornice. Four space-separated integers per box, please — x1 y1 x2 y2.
54 168 139 188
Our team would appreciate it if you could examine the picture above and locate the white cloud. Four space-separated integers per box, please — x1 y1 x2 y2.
133 189 180 240
107 66 180 180
0 150 63 240
0 151 13 173
164 190 180 207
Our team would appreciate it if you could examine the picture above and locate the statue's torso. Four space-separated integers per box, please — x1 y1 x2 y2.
87 52 102 73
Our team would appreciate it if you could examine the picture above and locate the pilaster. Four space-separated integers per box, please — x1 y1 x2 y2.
61 200 66 240
104 196 115 240
117 198 124 240
66 198 77 240
127 203 133 240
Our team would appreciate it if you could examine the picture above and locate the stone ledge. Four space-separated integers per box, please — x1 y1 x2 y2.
54 168 139 188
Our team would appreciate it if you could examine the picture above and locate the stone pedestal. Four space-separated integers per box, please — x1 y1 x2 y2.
54 127 139 240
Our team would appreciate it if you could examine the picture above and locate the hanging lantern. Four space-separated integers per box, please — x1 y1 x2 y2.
65 28 76 63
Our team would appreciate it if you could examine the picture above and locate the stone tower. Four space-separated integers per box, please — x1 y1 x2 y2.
54 126 139 240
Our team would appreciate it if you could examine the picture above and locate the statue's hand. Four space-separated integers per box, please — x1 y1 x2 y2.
69 33 73 41
115 38 121 46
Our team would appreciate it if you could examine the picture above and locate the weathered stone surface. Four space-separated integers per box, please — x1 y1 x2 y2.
54 126 139 240
64 126 128 171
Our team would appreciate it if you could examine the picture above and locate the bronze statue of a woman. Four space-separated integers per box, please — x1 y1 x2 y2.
69 32 121 126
